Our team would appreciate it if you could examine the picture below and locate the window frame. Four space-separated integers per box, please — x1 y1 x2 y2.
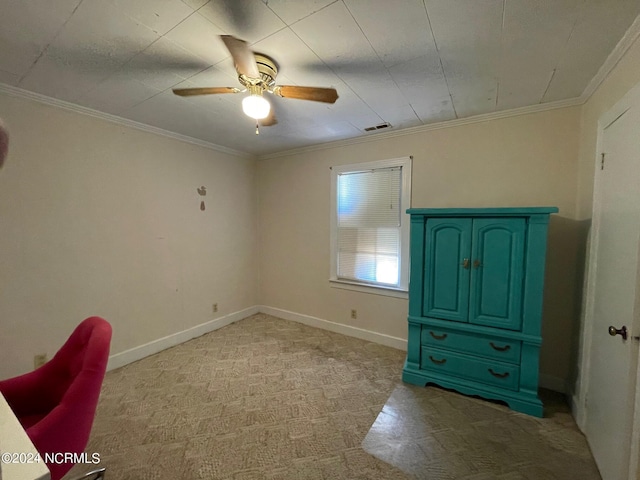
329 156 412 297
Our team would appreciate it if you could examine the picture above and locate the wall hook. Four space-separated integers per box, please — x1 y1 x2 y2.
197 186 206 211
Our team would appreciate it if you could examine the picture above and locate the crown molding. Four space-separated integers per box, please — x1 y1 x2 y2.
581 14 640 101
258 97 584 160
0 83 255 160
259 13 640 161
5 9 638 164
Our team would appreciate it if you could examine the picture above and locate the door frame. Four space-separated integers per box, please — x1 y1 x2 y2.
575 80 640 479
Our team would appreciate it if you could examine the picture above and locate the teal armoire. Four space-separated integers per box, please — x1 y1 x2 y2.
402 207 558 417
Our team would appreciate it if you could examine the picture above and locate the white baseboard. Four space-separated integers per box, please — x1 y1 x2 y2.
107 305 567 396
258 305 408 351
107 306 259 371
571 393 587 431
258 308 568 393
258 308 570 395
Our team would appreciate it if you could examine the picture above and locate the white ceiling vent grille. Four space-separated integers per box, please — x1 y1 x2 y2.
364 122 392 132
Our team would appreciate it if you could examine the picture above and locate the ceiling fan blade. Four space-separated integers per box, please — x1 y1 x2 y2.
218 0 254 31
220 35 260 79
172 87 240 96
272 85 339 104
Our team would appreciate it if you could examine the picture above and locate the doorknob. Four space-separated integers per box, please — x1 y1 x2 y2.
608 325 628 340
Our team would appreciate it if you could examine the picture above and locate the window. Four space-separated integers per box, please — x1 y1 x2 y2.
330 156 412 294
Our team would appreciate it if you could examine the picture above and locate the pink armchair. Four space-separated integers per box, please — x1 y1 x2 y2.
0 316 112 480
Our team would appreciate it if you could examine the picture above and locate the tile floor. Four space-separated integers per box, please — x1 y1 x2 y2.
363 386 600 479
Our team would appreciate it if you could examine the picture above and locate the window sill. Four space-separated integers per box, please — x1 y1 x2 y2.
329 279 409 299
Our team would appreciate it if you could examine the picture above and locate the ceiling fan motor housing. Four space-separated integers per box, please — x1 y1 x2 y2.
239 53 278 88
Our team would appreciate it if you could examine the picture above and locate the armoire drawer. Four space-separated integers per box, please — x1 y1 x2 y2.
420 347 520 391
421 327 522 364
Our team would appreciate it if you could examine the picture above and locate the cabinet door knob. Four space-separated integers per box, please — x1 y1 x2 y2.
461 258 470 269
473 259 482 268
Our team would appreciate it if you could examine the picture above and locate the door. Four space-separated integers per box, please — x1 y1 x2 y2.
585 93 640 480
423 218 471 322
469 218 525 330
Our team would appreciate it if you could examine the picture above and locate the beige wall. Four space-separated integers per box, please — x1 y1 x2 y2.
0 93 258 379
258 106 582 388
578 35 640 219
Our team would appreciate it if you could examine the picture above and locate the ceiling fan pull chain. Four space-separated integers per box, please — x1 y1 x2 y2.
255 121 260 135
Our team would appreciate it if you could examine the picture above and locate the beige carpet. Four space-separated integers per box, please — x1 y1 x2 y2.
65 313 600 480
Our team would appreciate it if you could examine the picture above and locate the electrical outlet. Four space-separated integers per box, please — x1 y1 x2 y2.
213 303 218 313
351 309 357 319
34 353 47 369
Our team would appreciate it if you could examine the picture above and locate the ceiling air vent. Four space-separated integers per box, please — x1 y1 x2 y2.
364 122 392 132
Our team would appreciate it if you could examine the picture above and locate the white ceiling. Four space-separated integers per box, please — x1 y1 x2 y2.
1 0 639 156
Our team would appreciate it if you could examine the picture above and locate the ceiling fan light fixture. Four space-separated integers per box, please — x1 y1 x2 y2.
172 36 338 129
242 87 270 120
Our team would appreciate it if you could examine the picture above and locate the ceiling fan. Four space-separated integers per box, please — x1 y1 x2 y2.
172 35 339 131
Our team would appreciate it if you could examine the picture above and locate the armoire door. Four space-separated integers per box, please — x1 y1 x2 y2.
469 218 525 330
422 218 471 322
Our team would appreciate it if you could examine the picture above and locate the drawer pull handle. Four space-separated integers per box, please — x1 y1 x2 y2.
429 356 447 365
429 331 448 340
489 342 511 352
488 368 510 379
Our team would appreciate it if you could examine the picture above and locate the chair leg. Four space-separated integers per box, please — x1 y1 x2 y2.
68 467 106 480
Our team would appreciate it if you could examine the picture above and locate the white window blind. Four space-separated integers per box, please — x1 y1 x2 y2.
336 166 402 287
330 156 411 294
